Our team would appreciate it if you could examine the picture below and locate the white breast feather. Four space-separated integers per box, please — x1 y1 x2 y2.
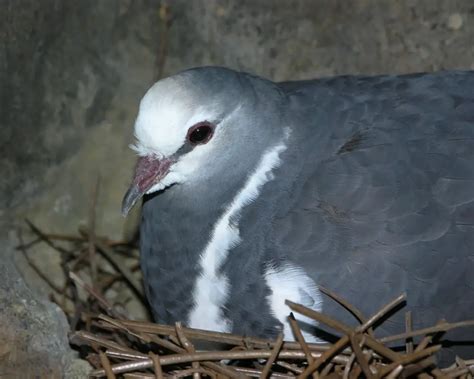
187 133 290 332
265 264 323 343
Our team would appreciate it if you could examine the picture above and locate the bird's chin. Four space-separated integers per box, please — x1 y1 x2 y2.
145 181 168 194
146 172 183 195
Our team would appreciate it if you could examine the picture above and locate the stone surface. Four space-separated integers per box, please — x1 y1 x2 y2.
0 232 91 378
447 13 464 30
1 0 474 376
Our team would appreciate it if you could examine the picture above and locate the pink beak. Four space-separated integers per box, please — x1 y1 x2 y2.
122 155 173 216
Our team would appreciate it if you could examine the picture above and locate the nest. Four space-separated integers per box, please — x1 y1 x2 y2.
17 187 474 379
68 293 474 379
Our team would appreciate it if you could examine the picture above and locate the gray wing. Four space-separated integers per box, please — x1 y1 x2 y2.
272 72 474 353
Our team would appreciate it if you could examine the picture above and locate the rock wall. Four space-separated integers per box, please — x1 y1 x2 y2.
1 0 473 376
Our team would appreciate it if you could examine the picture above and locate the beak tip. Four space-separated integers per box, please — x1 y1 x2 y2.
121 202 132 217
121 186 141 217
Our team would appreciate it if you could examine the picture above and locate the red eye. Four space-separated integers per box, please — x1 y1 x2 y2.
187 122 214 145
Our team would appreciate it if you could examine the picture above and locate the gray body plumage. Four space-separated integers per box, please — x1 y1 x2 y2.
137 68 474 359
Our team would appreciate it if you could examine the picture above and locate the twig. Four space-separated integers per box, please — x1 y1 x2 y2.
17 230 66 295
405 311 413 354
377 345 441 377
88 175 100 286
414 320 446 354
99 350 116 379
402 356 437 377
355 294 406 333
71 330 142 355
233 367 294 378
98 273 123 291
288 313 317 379
24 219 74 255
106 323 245 379
111 335 241 378
39 233 85 242
30 231 131 247
363 334 400 362
431 368 449 378
79 226 145 300
320 362 333 377
15 236 42 250
69 271 124 318
98 318 334 353
106 350 149 361
446 366 474 378
149 352 164 379
201 362 245 379
288 313 314 365
299 334 351 378
380 320 474 344
154 2 172 81
298 294 406 378
90 349 347 377
286 300 352 335
171 368 217 378
343 354 356 379
318 285 368 325
385 364 403 379
123 373 155 379
175 321 196 353
275 361 303 374
175 322 201 379
260 334 284 379
98 314 151 343
349 333 374 379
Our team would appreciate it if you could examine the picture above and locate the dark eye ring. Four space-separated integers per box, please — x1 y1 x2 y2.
187 122 214 145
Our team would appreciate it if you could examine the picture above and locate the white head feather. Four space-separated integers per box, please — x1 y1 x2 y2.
131 77 219 158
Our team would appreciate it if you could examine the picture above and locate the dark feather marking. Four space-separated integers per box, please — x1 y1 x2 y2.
337 130 367 154
318 201 349 223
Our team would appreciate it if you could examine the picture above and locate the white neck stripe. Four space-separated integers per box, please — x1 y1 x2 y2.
187 130 290 332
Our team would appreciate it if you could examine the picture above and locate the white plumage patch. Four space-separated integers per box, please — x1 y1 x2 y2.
131 77 218 158
265 263 323 343
187 134 290 332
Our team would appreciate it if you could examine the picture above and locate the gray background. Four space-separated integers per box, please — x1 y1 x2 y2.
1 0 473 376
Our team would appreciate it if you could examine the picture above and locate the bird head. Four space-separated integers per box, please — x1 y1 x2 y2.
122 67 287 216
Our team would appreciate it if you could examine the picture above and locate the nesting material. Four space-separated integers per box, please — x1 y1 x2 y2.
69 293 474 378
18 218 474 378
